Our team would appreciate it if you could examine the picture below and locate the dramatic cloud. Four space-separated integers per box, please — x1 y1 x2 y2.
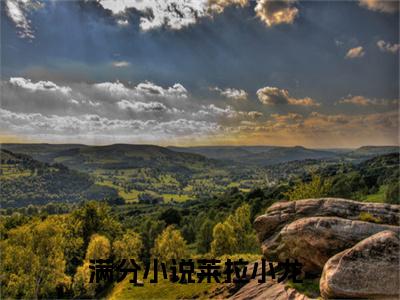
377 40 400 54
0 108 221 142
4 0 42 39
117 100 169 112
345 46 365 59
256 87 320 106
359 0 399 13
232 111 399 147
211 87 248 100
98 0 299 31
112 61 131 68
337 95 397 106
1 77 262 143
208 0 248 13
9 77 72 95
99 0 209 31
254 0 299 27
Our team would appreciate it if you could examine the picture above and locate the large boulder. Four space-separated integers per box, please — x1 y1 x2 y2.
254 198 400 242
261 216 399 273
229 280 310 300
320 230 400 299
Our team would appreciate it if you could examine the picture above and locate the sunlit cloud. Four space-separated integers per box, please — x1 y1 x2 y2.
254 0 298 27
359 0 399 13
211 86 248 100
112 61 131 68
345 46 365 59
377 40 400 54
256 86 320 107
337 95 398 106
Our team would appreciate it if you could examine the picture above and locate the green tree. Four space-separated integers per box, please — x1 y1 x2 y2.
73 234 111 298
285 175 332 200
210 222 237 256
113 230 143 262
210 204 258 256
385 180 399 204
196 219 214 254
0 218 70 299
152 226 188 262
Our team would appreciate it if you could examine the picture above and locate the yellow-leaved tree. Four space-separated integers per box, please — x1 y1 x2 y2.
72 234 111 298
0 217 70 299
211 204 258 256
285 175 332 200
152 226 188 262
113 230 143 262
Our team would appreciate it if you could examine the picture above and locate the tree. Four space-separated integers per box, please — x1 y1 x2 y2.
73 234 111 298
113 230 143 262
0 218 70 299
285 175 332 200
152 226 188 262
210 204 258 256
385 180 399 204
196 219 214 254
210 222 237 256
159 208 181 225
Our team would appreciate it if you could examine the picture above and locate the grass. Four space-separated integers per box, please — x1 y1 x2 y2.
286 278 320 298
107 271 217 300
359 212 382 223
364 185 387 203
96 180 140 202
162 194 192 203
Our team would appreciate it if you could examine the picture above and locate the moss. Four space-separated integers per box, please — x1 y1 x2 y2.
359 212 382 223
286 278 320 298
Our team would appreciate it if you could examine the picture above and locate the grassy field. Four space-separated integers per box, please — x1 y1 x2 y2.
107 272 217 300
364 185 387 203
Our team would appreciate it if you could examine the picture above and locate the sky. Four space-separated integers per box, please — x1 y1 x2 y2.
0 0 399 147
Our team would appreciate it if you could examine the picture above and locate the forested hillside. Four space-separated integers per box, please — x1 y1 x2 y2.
0 149 116 207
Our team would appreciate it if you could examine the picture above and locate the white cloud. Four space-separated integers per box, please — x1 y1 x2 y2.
197 104 237 118
98 0 299 31
377 40 400 54
99 0 210 31
112 61 131 67
94 81 130 98
117 99 169 112
337 95 397 106
208 0 248 13
0 108 221 141
5 0 39 39
254 0 298 27
211 86 248 100
256 86 320 106
9 77 72 95
359 0 399 13
345 46 365 59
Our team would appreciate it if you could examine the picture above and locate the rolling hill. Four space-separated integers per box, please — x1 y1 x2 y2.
0 149 117 208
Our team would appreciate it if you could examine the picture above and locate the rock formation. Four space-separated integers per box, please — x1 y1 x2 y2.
320 230 399 299
251 198 400 299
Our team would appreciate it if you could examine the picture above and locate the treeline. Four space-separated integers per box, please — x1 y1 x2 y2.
0 150 118 208
0 198 263 299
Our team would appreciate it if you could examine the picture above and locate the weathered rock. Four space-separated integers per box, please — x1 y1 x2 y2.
261 216 399 273
320 230 400 299
229 280 310 300
254 198 400 242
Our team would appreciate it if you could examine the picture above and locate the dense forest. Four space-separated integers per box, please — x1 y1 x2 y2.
0 144 399 298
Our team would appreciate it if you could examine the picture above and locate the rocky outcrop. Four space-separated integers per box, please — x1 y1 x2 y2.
254 198 399 242
229 280 310 300
320 230 400 299
261 216 399 273
253 198 400 299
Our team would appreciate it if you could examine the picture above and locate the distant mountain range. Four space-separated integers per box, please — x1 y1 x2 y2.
168 145 399 165
2 144 398 168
